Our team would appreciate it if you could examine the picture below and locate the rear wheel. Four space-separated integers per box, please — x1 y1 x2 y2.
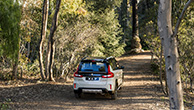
111 83 118 100
119 74 124 90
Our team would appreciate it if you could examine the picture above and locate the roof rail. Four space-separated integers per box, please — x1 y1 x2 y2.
105 56 114 61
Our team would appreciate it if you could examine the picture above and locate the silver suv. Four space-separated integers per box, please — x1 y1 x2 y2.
73 56 124 100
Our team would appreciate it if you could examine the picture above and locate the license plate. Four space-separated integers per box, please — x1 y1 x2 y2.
86 77 99 81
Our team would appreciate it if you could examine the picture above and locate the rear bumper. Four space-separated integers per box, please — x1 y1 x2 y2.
74 88 114 94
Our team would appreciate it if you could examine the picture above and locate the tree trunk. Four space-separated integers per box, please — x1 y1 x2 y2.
48 42 55 81
158 0 183 109
47 0 61 81
12 47 20 79
119 0 128 43
39 0 49 80
131 0 142 50
190 76 193 92
165 70 169 96
45 46 50 78
132 0 138 39
27 42 30 58
159 43 167 95
12 61 18 79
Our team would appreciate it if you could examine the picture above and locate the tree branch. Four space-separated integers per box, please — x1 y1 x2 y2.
172 0 194 38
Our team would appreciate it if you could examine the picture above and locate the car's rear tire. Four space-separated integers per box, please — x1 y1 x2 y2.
119 74 124 91
111 83 118 100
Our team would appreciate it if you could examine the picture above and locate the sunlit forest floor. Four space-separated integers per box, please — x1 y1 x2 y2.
0 51 193 109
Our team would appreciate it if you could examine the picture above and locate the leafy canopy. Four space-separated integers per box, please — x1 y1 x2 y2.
0 0 21 61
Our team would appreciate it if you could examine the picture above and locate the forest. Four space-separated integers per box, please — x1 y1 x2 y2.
0 0 193 109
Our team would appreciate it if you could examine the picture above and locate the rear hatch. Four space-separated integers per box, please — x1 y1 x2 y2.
77 61 108 86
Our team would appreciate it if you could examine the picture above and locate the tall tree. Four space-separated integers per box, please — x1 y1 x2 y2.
46 0 61 81
85 0 125 57
131 0 142 51
39 0 49 80
0 0 21 79
119 0 128 43
158 0 193 109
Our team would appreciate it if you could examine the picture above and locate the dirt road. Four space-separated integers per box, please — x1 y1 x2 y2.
0 52 169 109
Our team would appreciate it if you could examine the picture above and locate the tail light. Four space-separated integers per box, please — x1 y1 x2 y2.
102 65 114 78
74 65 83 77
74 71 83 77
110 84 112 89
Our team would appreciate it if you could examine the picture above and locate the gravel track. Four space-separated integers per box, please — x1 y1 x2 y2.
0 52 170 110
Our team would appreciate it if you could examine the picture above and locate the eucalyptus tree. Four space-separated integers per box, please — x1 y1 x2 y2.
158 0 193 109
39 0 49 80
46 0 61 81
172 0 194 92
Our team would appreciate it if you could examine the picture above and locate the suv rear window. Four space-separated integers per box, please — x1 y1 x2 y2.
79 62 107 72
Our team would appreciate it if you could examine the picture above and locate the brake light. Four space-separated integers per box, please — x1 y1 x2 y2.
74 65 83 77
74 71 83 77
102 65 114 78
74 83 76 88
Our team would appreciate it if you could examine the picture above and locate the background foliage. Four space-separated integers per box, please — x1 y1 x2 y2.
0 0 193 93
